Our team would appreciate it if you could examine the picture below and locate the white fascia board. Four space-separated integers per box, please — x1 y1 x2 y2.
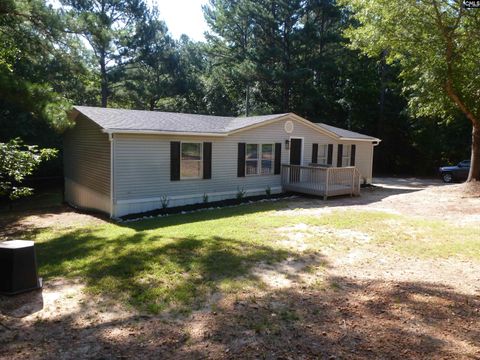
103 129 228 137
339 137 382 143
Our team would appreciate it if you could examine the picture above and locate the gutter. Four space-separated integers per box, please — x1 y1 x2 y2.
103 129 228 137
340 137 382 143
108 132 115 218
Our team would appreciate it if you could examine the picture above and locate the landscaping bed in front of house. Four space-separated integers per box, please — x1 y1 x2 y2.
119 192 296 221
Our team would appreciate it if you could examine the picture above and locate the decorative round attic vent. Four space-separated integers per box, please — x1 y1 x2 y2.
284 120 294 133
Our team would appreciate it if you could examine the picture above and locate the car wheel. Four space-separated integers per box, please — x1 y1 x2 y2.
442 172 453 183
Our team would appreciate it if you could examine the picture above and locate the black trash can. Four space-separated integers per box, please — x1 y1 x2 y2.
0 240 42 295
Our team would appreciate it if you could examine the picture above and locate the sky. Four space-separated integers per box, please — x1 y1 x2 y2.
149 0 209 41
48 0 210 42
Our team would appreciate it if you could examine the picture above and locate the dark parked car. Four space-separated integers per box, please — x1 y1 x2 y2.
439 160 470 183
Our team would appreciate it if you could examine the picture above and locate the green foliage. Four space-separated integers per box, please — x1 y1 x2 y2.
0 0 475 179
341 0 480 124
61 0 149 107
160 195 170 209
236 187 246 200
265 186 271 197
0 0 75 131
0 138 57 200
113 7 177 110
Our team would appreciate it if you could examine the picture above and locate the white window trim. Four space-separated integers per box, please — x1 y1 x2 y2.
342 144 351 167
245 143 275 176
180 141 203 180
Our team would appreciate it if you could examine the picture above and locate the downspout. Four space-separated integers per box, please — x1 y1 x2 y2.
109 133 115 218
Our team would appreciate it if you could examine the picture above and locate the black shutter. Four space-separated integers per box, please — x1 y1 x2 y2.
203 142 212 179
237 143 246 177
350 144 356 166
170 141 181 181
311 143 318 164
327 144 333 165
274 143 281 174
337 144 343 167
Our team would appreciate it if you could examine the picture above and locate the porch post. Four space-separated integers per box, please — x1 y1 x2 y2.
324 168 330 200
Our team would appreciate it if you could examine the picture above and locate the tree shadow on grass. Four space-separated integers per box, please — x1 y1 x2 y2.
2 276 479 359
34 227 312 314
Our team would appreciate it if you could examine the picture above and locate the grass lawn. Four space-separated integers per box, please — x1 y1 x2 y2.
12 200 479 314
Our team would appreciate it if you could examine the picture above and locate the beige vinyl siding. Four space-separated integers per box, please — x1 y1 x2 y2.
63 114 111 213
351 141 374 183
334 141 374 183
113 115 375 216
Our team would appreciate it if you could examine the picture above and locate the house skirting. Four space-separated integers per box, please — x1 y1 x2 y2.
113 186 283 218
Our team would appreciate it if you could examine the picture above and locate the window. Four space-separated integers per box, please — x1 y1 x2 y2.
261 144 273 174
342 145 351 167
318 144 328 165
246 143 274 175
246 144 259 175
181 142 202 179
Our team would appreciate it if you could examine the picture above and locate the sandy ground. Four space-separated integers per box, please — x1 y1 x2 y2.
277 177 480 225
1 178 480 359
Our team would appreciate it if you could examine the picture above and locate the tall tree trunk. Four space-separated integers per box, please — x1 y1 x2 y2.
282 19 291 113
445 80 480 182
443 34 480 182
245 84 250 117
282 80 290 112
468 125 480 181
100 50 108 108
374 51 387 173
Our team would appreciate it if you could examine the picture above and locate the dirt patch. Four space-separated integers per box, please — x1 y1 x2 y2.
276 178 480 225
277 223 372 247
0 206 107 240
252 255 322 289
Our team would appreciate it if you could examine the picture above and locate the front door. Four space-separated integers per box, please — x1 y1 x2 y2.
289 138 302 182
290 138 302 165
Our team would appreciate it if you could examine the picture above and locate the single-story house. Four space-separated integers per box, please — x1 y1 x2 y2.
64 106 380 218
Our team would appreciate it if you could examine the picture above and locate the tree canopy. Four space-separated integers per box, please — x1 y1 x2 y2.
0 0 476 195
341 0 480 180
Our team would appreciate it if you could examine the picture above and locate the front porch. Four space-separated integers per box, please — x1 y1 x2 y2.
281 164 361 199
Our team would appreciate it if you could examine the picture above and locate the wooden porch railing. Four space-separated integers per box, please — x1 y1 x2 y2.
281 164 361 199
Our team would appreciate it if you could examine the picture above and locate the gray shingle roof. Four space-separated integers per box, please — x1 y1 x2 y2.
73 106 287 134
317 123 378 140
73 106 379 141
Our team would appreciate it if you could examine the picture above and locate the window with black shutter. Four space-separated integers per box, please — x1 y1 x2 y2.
350 144 356 166
337 144 343 167
327 144 333 165
274 143 281 174
203 142 212 179
170 141 181 181
311 144 318 164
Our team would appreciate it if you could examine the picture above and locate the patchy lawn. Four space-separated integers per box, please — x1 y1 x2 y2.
1 179 480 359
